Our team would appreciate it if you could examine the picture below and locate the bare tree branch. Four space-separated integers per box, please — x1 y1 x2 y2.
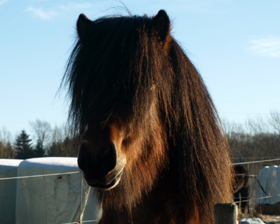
268 110 280 134
29 120 52 146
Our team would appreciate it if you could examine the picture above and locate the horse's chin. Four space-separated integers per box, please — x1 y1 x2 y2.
90 172 123 190
83 168 124 191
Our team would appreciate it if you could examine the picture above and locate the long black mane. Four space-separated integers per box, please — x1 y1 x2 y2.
64 15 171 134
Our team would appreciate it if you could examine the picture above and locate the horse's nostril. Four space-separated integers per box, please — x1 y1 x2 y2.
99 142 117 173
78 141 117 175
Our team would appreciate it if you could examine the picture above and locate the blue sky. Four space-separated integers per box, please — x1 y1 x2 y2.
1 0 280 138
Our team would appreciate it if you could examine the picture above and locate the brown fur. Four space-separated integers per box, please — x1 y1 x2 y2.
233 165 250 213
63 10 233 224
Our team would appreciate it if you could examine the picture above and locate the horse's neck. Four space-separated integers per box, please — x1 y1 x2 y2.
99 181 201 224
99 193 161 224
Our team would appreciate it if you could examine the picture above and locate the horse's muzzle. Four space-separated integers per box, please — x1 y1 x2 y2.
78 140 126 190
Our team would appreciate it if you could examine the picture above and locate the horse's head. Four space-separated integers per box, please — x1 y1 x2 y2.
78 120 126 190
66 11 171 192
233 165 249 193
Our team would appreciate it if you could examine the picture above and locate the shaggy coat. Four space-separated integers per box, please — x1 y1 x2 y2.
63 10 233 224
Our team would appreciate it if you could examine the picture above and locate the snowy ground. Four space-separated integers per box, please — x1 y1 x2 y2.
261 216 280 224
239 215 280 224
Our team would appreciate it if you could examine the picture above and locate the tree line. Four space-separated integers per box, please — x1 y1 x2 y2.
0 120 79 159
225 110 280 174
1 111 280 171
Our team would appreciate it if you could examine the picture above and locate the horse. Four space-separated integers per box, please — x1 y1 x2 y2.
63 10 233 224
233 165 250 213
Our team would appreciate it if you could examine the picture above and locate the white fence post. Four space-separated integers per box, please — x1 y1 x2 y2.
214 203 238 224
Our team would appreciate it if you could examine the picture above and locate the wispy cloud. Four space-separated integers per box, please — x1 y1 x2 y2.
26 7 57 20
248 36 280 58
26 3 95 21
58 2 92 11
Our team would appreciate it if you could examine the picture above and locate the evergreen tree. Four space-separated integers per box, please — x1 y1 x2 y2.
15 130 34 159
48 136 79 157
48 141 63 156
34 139 45 157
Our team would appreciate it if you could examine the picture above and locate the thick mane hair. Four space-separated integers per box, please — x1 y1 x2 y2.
64 10 233 224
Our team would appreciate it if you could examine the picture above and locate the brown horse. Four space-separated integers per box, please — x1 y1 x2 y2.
63 10 233 224
233 165 250 213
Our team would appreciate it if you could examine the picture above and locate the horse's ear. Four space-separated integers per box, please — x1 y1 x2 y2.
152 10 172 52
77 14 92 38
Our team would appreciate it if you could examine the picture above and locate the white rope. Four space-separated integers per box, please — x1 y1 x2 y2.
62 220 98 224
235 195 273 204
1 157 279 181
0 171 80 180
235 174 256 177
233 157 280 165
80 175 83 223
81 182 92 222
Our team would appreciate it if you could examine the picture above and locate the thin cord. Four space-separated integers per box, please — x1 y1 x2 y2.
80 175 83 224
62 220 98 224
233 157 280 165
0 171 80 180
235 195 273 204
